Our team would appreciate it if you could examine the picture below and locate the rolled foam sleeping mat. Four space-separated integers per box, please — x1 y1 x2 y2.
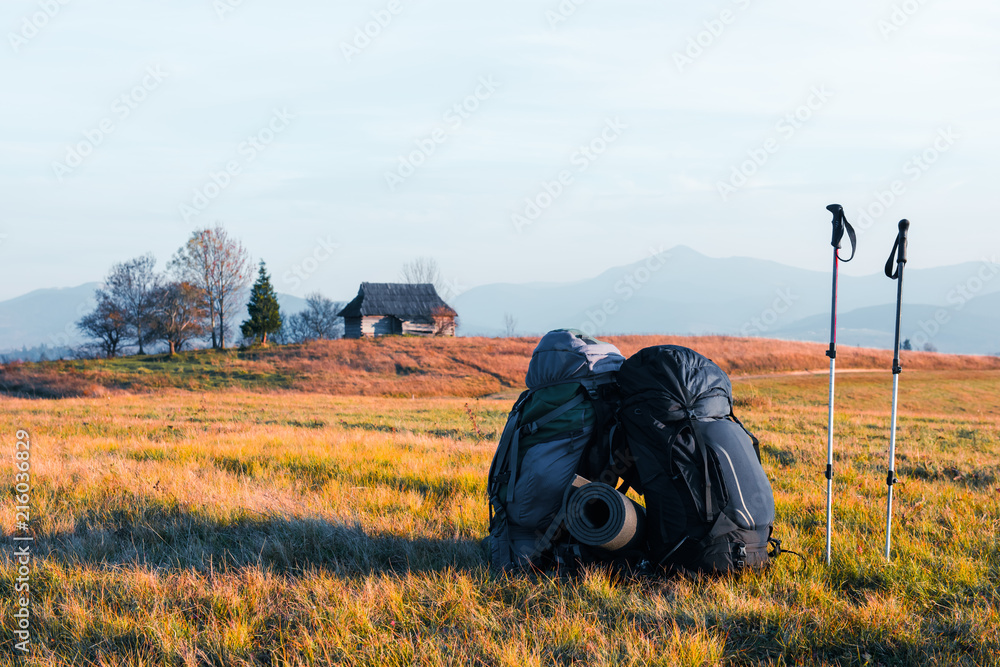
565 480 646 552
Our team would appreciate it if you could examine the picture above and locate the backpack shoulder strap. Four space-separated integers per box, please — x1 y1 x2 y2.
506 391 586 503
487 390 530 498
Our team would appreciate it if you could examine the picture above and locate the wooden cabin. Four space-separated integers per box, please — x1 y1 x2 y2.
337 283 457 338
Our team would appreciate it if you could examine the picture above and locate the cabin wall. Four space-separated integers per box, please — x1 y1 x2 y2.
401 317 456 337
346 314 455 337
344 317 362 339
367 315 401 336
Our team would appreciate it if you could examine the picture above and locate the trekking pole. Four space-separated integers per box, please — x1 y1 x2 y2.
823 203 856 566
883 219 909 561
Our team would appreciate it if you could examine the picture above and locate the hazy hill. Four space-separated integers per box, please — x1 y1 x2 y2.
0 282 100 352
771 292 1000 355
454 246 1000 353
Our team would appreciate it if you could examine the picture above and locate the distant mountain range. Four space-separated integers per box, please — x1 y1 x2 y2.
452 246 1000 355
2 246 998 357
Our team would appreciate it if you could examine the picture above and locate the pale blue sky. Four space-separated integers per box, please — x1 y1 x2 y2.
1 0 998 302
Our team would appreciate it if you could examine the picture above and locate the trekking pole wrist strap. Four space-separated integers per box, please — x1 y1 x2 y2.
828 204 857 262
838 219 857 262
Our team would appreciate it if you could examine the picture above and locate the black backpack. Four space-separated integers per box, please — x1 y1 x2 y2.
616 345 777 574
485 330 625 571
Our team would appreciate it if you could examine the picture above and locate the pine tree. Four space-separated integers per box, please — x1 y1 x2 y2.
240 261 282 345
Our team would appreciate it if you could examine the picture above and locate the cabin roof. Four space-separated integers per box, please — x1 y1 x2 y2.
337 282 457 319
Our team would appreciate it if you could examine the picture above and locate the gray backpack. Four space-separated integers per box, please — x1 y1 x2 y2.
485 330 625 570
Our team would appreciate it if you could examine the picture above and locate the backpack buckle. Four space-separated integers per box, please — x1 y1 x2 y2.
733 542 747 570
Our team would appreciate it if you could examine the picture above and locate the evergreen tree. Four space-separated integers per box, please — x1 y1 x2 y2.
240 261 282 345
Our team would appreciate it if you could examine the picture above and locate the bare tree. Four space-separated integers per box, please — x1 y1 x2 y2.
104 253 160 354
301 293 344 340
150 282 208 355
279 293 344 343
399 256 455 298
399 256 439 284
503 312 517 338
277 311 310 344
76 291 129 358
169 225 252 349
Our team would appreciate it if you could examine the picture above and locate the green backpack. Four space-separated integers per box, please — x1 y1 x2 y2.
485 330 625 570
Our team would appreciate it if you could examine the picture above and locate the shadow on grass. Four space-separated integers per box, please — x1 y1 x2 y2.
35 507 485 577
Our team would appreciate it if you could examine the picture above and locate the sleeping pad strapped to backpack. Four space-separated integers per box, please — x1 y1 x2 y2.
486 329 625 570
617 345 776 574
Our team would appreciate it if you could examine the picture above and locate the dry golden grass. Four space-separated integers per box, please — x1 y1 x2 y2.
1 364 999 665
2 335 998 399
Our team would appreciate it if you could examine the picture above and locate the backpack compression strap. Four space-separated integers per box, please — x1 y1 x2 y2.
523 475 589 563
728 409 762 464
691 417 714 523
506 392 587 504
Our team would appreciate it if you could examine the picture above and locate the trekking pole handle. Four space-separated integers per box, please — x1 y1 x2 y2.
885 219 909 279
827 204 845 249
896 219 909 265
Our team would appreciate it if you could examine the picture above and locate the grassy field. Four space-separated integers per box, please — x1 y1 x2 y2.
1 340 999 665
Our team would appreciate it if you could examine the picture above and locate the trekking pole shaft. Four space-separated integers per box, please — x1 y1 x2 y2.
885 373 899 560
885 219 908 561
825 355 835 565
824 250 839 566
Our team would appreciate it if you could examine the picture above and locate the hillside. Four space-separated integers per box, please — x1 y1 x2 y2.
2 334 998 399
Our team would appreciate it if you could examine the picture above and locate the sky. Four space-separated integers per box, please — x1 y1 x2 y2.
1 0 998 303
